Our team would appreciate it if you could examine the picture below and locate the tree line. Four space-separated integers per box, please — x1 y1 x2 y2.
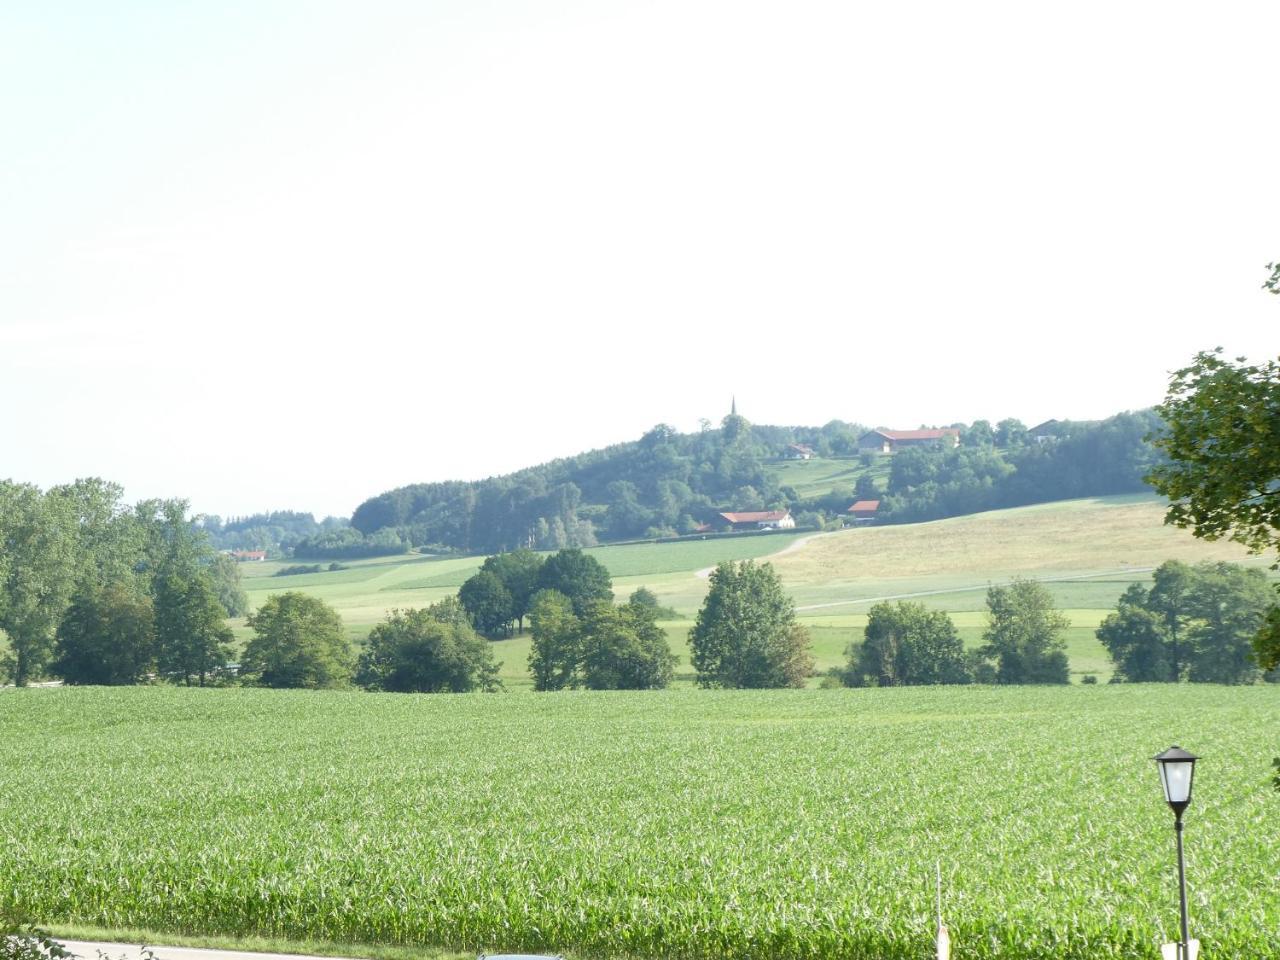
830 563 1276 689
198 511 351 557
1 479 248 686
1096 560 1274 684
838 579 1072 687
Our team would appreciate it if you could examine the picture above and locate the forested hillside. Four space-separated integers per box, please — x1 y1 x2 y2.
347 410 1166 555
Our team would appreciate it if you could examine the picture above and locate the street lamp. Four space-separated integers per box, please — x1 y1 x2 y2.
1154 746 1199 960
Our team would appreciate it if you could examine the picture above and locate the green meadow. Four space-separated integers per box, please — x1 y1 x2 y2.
236 495 1269 685
762 454 890 499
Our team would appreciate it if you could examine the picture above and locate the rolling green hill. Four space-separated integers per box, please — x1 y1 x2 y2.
237 494 1270 686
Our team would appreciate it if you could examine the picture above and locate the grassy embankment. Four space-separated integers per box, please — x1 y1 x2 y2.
235 494 1268 687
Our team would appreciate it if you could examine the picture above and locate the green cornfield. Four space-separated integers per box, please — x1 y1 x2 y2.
1 685 1277 959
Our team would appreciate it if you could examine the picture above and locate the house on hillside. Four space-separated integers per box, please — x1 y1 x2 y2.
858 428 960 454
1028 420 1060 445
846 500 880 523
231 550 267 562
785 443 816 460
718 510 796 532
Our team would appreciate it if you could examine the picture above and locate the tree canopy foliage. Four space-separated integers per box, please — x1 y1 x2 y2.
689 561 813 688
242 592 353 689
1147 349 1280 556
980 579 1070 684
53 582 156 686
198 511 351 558
355 599 501 693
528 593 676 691
1098 561 1274 684
1144 347 1280 676
848 601 972 687
0 480 239 686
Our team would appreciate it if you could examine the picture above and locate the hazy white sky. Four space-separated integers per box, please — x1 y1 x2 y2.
2 1 1277 518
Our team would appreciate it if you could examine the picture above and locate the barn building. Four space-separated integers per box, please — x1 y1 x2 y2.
857 428 960 454
718 510 796 532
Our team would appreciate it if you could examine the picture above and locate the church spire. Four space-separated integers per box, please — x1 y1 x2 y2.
731 395 737 417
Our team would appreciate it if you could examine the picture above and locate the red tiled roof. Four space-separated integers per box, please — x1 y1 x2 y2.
232 550 267 559
848 500 880 513
719 510 791 523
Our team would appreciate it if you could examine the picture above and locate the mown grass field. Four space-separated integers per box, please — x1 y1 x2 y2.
2 685 1277 959
238 495 1268 685
762 454 890 500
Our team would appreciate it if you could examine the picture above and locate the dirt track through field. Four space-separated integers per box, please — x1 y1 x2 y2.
693 531 835 579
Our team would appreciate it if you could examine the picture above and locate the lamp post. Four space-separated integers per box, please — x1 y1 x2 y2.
1154 746 1199 960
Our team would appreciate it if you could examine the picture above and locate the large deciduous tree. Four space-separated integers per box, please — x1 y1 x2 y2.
579 601 676 691
536 548 614 617
153 567 234 686
242 592 353 689
1101 561 1273 684
1184 562 1273 684
1147 349 1280 556
0 482 79 685
458 570 515 638
850 601 971 686
356 601 502 693
528 589 582 691
1145 346 1280 673
689 560 813 688
479 549 545 632
1096 588 1173 683
980 579 1070 684
52 581 156 685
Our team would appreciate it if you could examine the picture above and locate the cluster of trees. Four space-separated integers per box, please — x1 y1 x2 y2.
1097 561 1275 684
458 548 613 637
842 580 1070 687
198 511 350 557
473 554 816 692
0 479 247 687
529 590 676 691
233 592 504 693
292 526 408 560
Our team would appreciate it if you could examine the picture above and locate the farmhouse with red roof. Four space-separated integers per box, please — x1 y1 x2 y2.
231 550 267 562
847 500 880 522
718 510 796 532
785 443 816 460
858 428 960 454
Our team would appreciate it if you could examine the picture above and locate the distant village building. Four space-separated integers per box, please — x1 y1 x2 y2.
231 550 267 562
785 443 816 460
718 510 796 532
847 500 880 522
1028 420 1060 445
858 428 960 454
